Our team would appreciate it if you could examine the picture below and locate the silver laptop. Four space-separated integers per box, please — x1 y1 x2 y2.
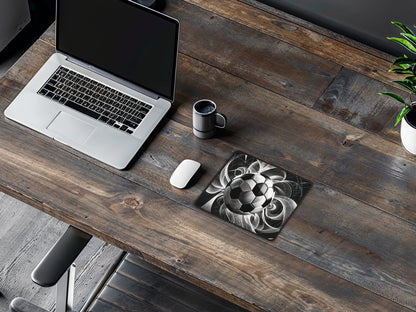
5 0 179 169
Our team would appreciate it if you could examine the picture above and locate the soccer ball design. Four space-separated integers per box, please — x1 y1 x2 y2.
223 173 275 215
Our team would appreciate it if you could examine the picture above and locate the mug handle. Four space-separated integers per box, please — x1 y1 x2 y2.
215 113 227 129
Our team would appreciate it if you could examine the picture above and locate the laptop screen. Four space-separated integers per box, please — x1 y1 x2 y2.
56 0 179 101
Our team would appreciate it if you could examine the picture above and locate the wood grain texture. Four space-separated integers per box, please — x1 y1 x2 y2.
87 254 248 312
114 53 416 309
1 98 413 311
313 67 407 143
123 122 416 308
239 0 395 62
88 300 122 312
170 55 416 221
1 83 414 312
181 0 398 86
1 1 415 311
0 195 62 310
30 5 405 143
0 193 123 312
165 0 340 107
124 254 248 312
165 0 413 144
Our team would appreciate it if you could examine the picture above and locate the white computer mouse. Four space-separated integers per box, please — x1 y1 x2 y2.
169 159 201 189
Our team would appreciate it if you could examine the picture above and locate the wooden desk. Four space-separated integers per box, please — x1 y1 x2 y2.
1 1 415 311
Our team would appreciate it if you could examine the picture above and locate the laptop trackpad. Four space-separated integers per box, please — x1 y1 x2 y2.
47 111 95 145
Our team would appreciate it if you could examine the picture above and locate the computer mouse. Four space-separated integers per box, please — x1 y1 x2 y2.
169 159 201 189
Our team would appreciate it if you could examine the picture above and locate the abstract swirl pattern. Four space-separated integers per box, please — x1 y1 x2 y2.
197 152 312 240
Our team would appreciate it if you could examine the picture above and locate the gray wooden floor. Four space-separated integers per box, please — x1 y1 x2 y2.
0 191 123 312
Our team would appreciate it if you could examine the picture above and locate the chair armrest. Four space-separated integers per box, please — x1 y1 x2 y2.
9 298 48 312
31 226 92 287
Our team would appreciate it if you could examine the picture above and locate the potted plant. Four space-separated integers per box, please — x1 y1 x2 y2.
379 21 416 154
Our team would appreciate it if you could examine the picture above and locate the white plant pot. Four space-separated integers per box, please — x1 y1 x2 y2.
400 109 416 155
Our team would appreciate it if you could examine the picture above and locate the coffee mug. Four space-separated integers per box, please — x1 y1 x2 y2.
193 99 227 139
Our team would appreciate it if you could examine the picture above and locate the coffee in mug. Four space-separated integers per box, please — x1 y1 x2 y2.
193 99 226 139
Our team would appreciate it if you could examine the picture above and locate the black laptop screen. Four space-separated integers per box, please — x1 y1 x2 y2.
57 0 179 101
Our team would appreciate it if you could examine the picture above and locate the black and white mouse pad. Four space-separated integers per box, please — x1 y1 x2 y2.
196 151 312 240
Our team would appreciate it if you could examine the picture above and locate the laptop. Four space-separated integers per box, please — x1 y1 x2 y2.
5 0 179 169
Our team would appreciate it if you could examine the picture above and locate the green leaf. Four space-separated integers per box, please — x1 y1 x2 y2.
404 76 416 84
392 80 415 92
389 67 413 74
378 92 406 103
388 37 416 54
392 21 415 35
402 33 416 47
395 106 411 126
393 56 416 67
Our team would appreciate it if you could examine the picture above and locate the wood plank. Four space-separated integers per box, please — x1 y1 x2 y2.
72 240 124 311
240 0 395 62
0 195 62 310
119 57 416 307
35 5 403 142
163 0 410 141
1 1 415 311
106 273 208 312
180 0 398 86
1 23 415 310
0 94 413 312
279 184 416 309
119 119 416 310
5 40 53 87
40 3 338 108
4 5 403 150
93 286 160 312
0 193 123 312
164 0 340 107
120 255 248 312
88 299 125 312
313 67 406 143
168 55 416 221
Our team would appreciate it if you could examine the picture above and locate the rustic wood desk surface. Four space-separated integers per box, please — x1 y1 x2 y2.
1 1 415 311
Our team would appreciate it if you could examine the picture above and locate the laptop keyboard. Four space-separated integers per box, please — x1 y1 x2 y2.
37 66 152 134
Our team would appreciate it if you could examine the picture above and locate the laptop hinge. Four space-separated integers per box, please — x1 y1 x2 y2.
63 54 160 100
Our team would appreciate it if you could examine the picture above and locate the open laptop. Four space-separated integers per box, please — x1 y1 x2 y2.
5 0 179 169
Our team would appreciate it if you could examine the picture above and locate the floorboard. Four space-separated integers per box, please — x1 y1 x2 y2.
86 254 248 312
0 191 123 312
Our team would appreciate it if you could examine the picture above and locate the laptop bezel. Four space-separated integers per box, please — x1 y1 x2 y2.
55 0 180 103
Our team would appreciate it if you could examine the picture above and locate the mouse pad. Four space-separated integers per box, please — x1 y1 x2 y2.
196 151 312 240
